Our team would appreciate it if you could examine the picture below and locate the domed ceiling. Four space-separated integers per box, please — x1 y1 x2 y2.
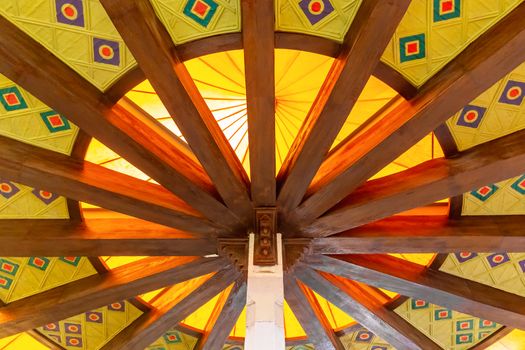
0 0 525 349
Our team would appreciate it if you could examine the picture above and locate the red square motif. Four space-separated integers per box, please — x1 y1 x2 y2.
193 1 209 16
441 0 453 13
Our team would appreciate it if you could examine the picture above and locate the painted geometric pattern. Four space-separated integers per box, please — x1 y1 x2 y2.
0 181 69 219
446 61 525 152
440 252 525 298
381 0 522 87
38 301 143 350
394 298 501 349
339 327 394 350
462 175 525 215
0 74 79 155
0 0 137 91
146 329 198 350
149 0 241 45
0 257 96 303
276 0 363 42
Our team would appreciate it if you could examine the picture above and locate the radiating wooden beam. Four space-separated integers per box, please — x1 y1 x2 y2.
293 3 525 225
294 265 440 350
100 0 252 222
311 215 525 254
284 274 344 350
0 17 242 230
276 0 411 217
0 136 223 234
0 218 220 256
102 267 241 350
0 257 230 337
196 275 247 350
306 254 525 329
303 128 525 236
242 0 276 206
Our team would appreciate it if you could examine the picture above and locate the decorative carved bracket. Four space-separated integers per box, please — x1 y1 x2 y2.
283 238 312 272
253 207 277 266
218 238 249 271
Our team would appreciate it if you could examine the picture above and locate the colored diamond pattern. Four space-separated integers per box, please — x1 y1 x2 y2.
471 184 498 202
65 322 82 334
0 86 28 111
510 175 525 195
299 0 335 25
86 311 104 323
0 180 20 200
28 257 51 271
55 0 85 27
456 105 486 128
32 189 59 205
163 331 182 344
399 34 426 63
456 319 474 331
479 319 497 329
486 253 510 268
108 301 126 311
44 322 60 332
183 0 219 27
60 256 81 266
455 252 478 263
0 259 19 276
66 336 83 347
0 276 13 290
40 110 71 133
499 80 525 106
411 299 429 309
93 38 121 66
434 0 461 22
434 309 452 320
39 301 143 350
355 330 373 342
456 333 473 344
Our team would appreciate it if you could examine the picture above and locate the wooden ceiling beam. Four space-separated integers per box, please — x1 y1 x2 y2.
100 0 252 222
303 128 525 236
306 254 525 329
311 215 525 254
195 275 247 350
292 3 525 226
0 257 230 337
0 136 223 234
102 267 241 350
294 265 440 349
276 0 411 218
242 0 276 207
0 218 219 256
284 273 344 350
0 17 242 230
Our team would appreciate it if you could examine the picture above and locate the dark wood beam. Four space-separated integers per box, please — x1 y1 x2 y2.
306 254 525 329
196 275 247 350
0 17 242 230
293 3 525 225
102 267 241 350
0 218 220 256
294 265 440 349
284 274 344 350
0 257 230 337
303 128 525 236
243 0 276 206
0 136 223 234
311 215 525 254
276 0 411 218
100 0 252 222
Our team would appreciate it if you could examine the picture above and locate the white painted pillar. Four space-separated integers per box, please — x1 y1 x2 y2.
244 233 286 350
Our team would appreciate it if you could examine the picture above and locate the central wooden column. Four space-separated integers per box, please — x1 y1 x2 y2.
245 209 285 349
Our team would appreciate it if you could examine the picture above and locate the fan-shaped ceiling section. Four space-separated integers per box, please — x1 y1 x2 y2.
86 49 443 181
